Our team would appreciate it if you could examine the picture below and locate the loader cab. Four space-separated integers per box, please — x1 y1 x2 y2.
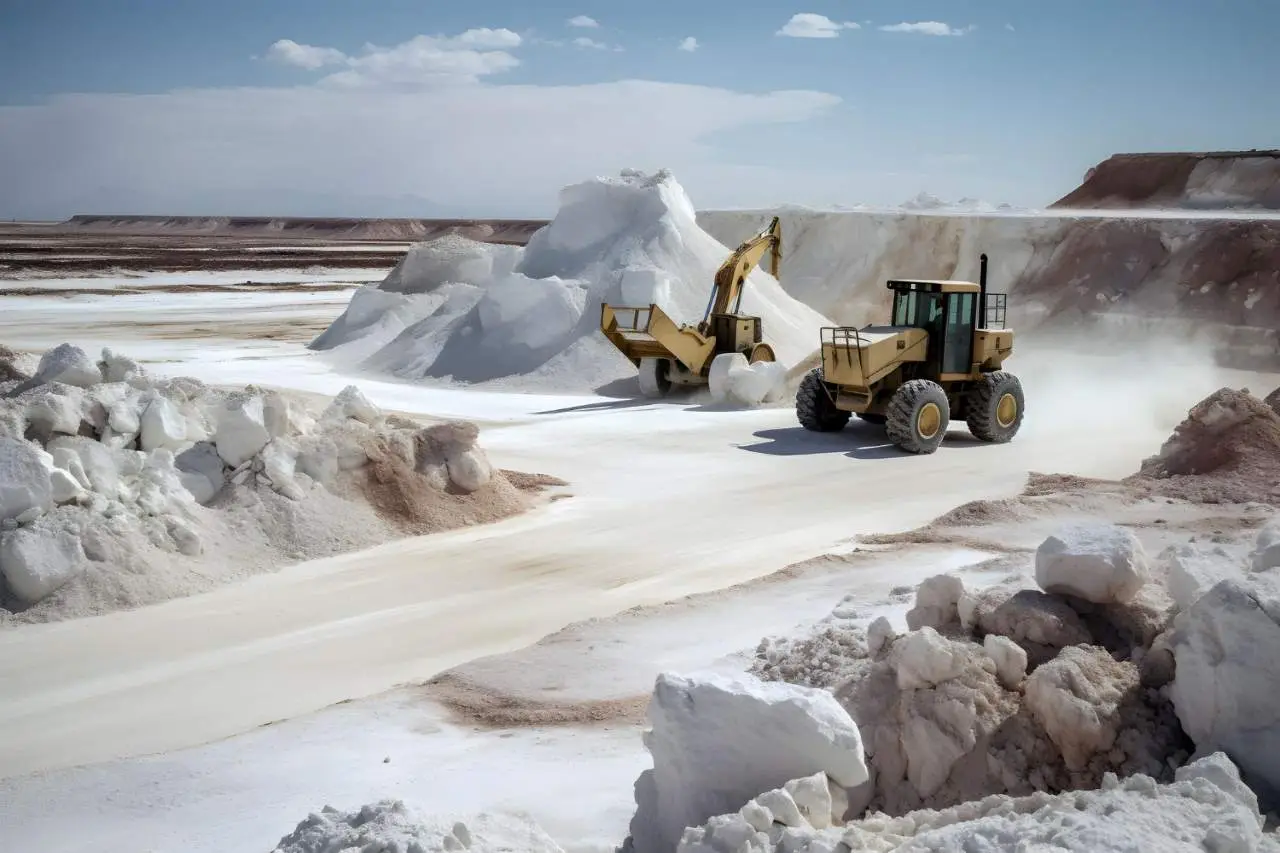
887 279 981 376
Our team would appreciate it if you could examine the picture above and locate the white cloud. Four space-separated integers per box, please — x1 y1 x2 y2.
679 36 699 52
0 65 841 217
1005 23 1016 32
265 39 347 70
879 21 975 37
567 15 599 28
573 36 609 50
777 13 860 39
264 30 524 88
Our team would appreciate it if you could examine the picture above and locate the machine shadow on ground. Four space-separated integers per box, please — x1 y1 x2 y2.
738 425 989 460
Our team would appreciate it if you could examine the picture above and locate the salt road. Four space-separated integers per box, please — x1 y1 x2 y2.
0 371 1174 780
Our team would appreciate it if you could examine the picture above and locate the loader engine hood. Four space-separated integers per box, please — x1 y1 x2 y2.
821 324 929 388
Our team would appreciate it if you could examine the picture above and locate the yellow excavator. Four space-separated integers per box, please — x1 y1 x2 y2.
599 216 782 398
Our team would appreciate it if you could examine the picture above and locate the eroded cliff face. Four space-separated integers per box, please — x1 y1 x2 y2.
1052 151 1280 211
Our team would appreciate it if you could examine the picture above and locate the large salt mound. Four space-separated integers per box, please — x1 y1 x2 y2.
310 169 832 394
0 342 553 623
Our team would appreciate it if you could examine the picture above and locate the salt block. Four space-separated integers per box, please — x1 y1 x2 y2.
139 396 188 452
1170 575 1280 804
627 670 867 853
1035 524 1149 604
0 523 87 604
33 343 101 388
892 626 967 690
0 437 54 522
214 394 271 467
906 574 966 631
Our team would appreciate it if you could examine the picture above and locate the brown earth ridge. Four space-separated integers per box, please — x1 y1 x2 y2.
1053 150 1280 210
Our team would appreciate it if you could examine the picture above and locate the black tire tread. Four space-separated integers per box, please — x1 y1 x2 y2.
966 370 1024 443
885 379 950 454
796 367 851 432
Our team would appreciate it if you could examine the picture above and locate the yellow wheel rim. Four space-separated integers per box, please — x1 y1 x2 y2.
917 402 942 440
996 392 1018 428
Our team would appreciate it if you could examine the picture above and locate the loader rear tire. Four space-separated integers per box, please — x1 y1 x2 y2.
967 371 1024 443
638 357 671 398
796 367 850 432
886 379 950 454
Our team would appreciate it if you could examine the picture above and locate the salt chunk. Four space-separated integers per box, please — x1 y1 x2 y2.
99 348 145 384
1035 523 1149 604
1170 575 1280 802
867 616 895 657
445 447 493 492
214 394 271 467
0 523 86 604
22 386 86 437
139 395 188 451
627 670 867 853
1161 543 1242 609
1251 521 1280 573
322 385 381 425
33 343 101 388
891 627 967 689
0 437 54 521
48 436 119 497
906 574 965 631
983 634 1027 689
49 468 85 505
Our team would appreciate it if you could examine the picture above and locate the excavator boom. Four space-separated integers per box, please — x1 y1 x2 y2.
704 216 782 321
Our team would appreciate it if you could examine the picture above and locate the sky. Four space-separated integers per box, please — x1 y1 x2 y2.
0 0 1277 219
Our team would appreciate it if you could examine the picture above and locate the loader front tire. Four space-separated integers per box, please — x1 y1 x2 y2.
638 357 671 398
796 367 850 432
886 379 950 454
967 371 1024 443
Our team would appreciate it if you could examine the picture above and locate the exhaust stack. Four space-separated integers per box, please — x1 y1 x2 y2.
978 253 989 329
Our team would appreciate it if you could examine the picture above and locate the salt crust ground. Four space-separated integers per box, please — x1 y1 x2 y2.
310 169 832 398
0 342 558 623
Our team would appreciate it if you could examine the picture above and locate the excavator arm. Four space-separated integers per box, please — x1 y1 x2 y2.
702 216 782 323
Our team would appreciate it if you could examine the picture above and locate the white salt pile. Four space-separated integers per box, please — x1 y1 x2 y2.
270 801 565 853
612 520 1280 852
0 343 549 623
310 169 832 400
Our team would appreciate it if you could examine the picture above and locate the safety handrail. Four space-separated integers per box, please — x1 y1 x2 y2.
820 325 870 384
984 293 1008 330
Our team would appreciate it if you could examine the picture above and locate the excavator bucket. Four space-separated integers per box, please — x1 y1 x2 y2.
599 303 716 374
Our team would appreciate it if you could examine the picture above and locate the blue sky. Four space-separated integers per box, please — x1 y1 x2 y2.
1 0 1276 218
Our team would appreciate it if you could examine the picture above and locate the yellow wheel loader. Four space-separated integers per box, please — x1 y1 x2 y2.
599 217 782 398
796 254 1023 455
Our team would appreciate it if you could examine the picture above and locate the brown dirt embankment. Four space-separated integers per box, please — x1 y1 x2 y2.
1052 150 1280 210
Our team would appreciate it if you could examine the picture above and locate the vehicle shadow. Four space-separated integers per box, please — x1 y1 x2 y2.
738 424 989 460
532 397 657 415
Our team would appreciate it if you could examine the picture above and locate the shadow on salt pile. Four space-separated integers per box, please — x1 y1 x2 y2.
739 425 989 460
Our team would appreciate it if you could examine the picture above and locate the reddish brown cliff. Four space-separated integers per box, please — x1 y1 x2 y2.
1052 151 1280 210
